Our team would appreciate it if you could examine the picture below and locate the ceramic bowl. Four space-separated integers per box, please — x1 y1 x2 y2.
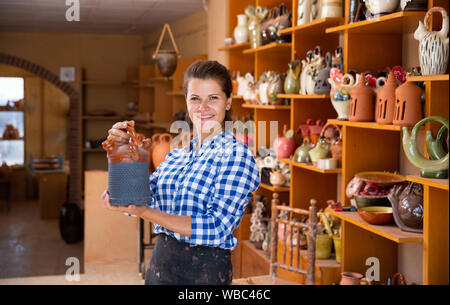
354 194 391 208
358 206 394 225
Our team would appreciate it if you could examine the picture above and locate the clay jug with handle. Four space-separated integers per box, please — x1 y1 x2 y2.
375 71 398 124
151 133 173 169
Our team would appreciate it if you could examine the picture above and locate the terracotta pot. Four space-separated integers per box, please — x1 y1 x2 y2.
340 272 363 285
375 71 398 124
349 74 375 122
151 133 173 169
393 81 423 127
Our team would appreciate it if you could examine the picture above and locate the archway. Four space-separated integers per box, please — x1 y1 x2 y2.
0 52 81 206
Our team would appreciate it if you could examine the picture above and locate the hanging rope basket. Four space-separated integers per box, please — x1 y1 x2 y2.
152 23 180 78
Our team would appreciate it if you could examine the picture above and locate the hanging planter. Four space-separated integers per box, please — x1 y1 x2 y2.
152 23 180 78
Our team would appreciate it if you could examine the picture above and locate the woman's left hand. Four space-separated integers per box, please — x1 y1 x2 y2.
101 190 147 217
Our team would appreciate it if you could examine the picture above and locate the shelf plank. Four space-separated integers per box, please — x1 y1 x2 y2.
232 96 244 100
259 183 290 192
326 11 426 34
241 104 291 110
278 94 330 99
81 81 124 85
243 43 292 55
406 175 449 191
166 91 184 96
328 119 402 131
326 208 423 243
82 115 123 120
407 74 450 82
218 42 251 52
279 17 344 36
279 158 341 174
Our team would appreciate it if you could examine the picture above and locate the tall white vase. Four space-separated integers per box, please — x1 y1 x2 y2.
233 14 249 44
297 0 312 26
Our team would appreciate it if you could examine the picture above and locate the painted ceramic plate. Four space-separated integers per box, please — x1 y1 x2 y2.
355 171 405 185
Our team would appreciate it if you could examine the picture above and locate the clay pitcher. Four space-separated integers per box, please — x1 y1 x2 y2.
402 116 449 179
151 133 173 169
375 71 398 124
414 7 449 75
393 81 423 127
349 74 375 122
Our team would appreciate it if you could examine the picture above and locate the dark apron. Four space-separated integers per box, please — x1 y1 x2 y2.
145 234 233 285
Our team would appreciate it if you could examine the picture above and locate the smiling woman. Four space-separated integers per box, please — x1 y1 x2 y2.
102 60 260 285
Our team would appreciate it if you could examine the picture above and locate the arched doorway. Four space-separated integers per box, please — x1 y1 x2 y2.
0 52 81 206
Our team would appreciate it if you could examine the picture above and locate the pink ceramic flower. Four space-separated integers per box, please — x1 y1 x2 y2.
330 68 343 85
391 65 406 83
365 74 377 89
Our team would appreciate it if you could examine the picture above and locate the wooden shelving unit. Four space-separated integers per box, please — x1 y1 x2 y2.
279 158 341 174
222 0 449 285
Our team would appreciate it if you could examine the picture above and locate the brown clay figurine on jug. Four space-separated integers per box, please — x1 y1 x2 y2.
349 73 374 122
393 81 423 127
151 133 173 169
375 71 398 124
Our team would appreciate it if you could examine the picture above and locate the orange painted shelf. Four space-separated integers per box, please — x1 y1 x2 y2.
241 104 291 110
166 91 184 96
82 115 123 120
259 183 290 192
407 74 450 82
218 42 251 52
243 42 292 54
406 175 449 191
279 158 341 174
326 208 423 243
326 11 426 34
328 119 402 131
278 94 329 99
279 17 344 36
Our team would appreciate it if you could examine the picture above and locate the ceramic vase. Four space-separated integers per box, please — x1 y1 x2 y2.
284 60 301 94
393 81 423 127
321 0 343 18
349 74 375 122
234 14 249 44
297 0 312 26
311 0 321 21
364 0 399 17
402 116 449 179
375 71 398 124
414 7 449 75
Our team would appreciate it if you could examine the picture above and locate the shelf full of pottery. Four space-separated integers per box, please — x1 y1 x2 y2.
271 121 343 172
248 193 342 264
232 45 344 106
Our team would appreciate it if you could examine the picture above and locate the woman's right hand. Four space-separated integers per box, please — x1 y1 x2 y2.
107 120 135 146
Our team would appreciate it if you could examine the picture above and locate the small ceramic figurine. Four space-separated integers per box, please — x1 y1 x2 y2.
314 52 332 94
414 7 449 75
375 71 398 124
284 57 301 94
270 169 287 187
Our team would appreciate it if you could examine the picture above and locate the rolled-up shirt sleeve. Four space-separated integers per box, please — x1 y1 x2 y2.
189 144 260 248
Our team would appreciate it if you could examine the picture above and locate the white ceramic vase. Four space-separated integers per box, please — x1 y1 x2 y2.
297 0 312 26
414 7 449 75
233 14 249 44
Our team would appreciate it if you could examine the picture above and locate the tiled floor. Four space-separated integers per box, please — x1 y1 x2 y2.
0 200 84 279
0 200 150 285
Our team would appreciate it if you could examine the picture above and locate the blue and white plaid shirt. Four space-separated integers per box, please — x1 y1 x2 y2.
147 130 260 250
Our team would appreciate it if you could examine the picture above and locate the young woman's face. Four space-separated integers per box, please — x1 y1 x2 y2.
186 78 231 133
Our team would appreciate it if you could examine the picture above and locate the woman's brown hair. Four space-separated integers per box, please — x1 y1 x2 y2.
183 60 233 123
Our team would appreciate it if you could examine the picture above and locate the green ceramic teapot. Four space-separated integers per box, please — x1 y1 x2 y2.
402 116 449 179
309 136 331 164
292 138 313 163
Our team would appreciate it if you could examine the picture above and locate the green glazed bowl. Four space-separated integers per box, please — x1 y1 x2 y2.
354 194 391 209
